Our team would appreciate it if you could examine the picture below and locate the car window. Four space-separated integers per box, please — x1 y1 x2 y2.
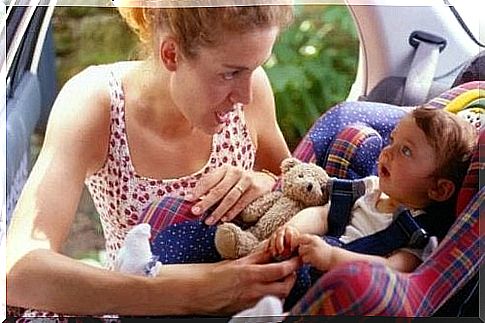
6 6 25 54
6 6 47 100
3 2 56 234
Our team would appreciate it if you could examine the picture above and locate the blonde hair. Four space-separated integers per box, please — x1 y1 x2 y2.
117 5 293 58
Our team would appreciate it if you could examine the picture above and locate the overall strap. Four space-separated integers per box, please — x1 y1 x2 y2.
325 178 430 256
342 208 430 256
326 178 366 237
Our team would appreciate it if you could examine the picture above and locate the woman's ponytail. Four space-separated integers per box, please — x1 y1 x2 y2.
117 7 152 44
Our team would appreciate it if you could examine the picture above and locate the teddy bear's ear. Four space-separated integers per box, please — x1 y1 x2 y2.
281 157 300 173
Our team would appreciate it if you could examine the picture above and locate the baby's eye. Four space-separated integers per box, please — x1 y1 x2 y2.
400 145 412 157
222 71 238 80
298 174 304 178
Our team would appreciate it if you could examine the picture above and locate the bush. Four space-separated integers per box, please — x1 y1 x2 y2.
265 5 359 149
52 7 138 87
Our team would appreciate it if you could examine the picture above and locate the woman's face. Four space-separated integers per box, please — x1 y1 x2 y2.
169 27 279 134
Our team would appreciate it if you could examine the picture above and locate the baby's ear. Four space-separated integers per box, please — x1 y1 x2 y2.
428 178 455 202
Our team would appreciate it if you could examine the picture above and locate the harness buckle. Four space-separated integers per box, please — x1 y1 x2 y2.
327 178 366 198
409 228 430 249
395 207 430 249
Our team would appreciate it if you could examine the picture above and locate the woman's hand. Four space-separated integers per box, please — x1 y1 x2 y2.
188 165 277 225
195 249 300 315
266 225 301 259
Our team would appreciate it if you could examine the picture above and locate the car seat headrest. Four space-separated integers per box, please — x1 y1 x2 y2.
455 129 483 215
452 50 485 88
325 123 382 179
443 87 485 131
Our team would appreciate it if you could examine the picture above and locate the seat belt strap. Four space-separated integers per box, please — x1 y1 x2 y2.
402 31 446 106
342 208 430 256
326 178 366 237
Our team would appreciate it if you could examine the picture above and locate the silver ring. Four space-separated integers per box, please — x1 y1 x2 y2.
234 184 244 194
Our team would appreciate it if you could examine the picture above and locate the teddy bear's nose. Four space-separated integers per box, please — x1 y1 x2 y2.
306 183 313 192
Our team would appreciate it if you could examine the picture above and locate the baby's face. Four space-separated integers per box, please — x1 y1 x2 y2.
378 116 439 209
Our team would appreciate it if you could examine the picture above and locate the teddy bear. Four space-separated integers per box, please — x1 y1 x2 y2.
214 157 331 259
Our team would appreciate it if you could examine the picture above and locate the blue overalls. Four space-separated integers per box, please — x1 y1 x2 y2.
284 178 432 310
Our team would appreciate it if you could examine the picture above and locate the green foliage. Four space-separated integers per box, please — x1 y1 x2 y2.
265 5 359 149
52 7 138 87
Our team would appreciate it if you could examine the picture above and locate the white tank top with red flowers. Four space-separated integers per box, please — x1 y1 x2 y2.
85 64 256 269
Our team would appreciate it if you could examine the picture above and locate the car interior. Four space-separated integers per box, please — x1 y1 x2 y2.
1 0 483 318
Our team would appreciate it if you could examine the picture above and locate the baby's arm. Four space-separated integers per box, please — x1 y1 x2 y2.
286 204 330 235
298 234 421 273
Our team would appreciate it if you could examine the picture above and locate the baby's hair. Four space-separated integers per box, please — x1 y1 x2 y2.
117 5 293 58
411 106 477 188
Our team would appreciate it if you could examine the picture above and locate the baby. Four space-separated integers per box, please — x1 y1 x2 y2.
267 106 477 274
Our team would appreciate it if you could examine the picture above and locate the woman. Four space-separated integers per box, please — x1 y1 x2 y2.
6 3 300 316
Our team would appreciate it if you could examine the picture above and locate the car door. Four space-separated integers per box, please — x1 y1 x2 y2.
1 0 57 244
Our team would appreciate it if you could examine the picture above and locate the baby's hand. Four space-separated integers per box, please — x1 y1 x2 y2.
266 225 300 259
298 234 334 271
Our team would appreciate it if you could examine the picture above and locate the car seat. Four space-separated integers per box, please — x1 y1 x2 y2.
129 80 483 317
287 80 483 317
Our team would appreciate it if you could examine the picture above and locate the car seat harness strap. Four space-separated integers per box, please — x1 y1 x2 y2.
326 178 430 256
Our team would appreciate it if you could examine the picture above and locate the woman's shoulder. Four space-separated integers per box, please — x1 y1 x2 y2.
46 63 132 155
58 61 138 112
66 60 137 91
55 64 112 124
250 66 273 104
44 63 137 174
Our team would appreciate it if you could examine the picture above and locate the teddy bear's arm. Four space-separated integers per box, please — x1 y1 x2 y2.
240 191 283 223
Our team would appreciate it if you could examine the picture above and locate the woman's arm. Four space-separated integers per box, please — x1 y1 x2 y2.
5 66 123 312
150 251 300 316
9 247 299 315
6 67 299 315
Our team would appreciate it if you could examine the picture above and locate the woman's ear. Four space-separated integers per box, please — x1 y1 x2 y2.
159 37 179 71
428 178 455 202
